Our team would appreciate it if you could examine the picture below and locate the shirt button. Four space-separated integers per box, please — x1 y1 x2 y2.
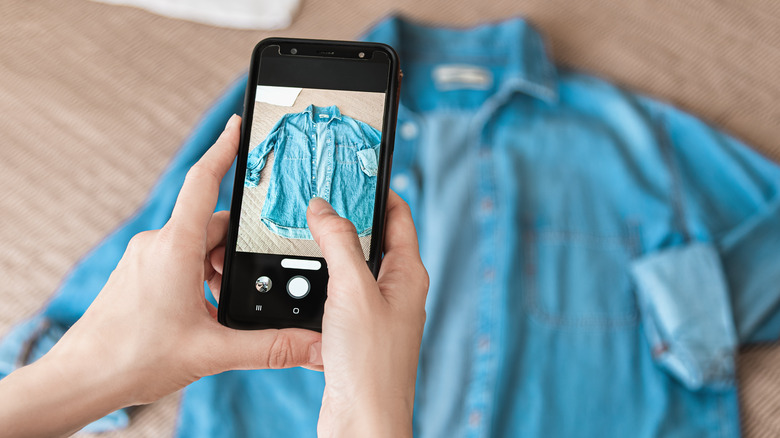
391 174 410 192
478 336 490 352
400 121 418 140
480 198 494 213
468 411 482 427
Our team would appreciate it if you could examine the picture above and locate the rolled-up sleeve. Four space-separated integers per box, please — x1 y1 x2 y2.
630 101 780 390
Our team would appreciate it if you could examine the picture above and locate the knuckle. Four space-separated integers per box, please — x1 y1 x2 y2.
396 198 413 216
316 215 359 246
388 196 413 219
419 264 431 294
152 227 178 255
266 331 296 369
325 214 358 234
186 162 220 186
156 223 175 242
403 260 430 298
417 308 428 327
126 230 152 252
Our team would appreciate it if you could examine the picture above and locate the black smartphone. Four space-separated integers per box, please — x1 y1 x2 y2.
217 38 400 331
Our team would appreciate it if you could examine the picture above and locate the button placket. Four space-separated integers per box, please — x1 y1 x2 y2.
464 120 501 437
391 115 421 202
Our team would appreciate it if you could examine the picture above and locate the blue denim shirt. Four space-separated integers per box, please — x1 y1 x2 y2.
369 17 780 438
176 16 779 437
3 16 780 438
245 104 381 238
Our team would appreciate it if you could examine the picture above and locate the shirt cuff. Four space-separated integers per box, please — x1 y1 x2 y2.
630 242 737 390
356 147 379 177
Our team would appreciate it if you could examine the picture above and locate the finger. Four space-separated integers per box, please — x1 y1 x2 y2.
204 298 219 320
206 211 230 251
207 328 322 372
207 269 222 302
377 191 428 306
302 364 324 372
381 190 422 262
302 341 323 371
210 246 225 275
307 197 373 282
169 115 240 238
204 257 216 283
207 245 225 301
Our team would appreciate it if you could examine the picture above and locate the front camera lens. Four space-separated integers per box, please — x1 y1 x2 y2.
290 48 298 55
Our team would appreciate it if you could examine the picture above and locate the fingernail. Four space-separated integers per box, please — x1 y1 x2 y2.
308 342 323 366
225 114 238 130
308 197 334 216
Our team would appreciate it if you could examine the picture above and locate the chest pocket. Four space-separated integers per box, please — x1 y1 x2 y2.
522 226 641 329
334 137 358 164
282 132 308 161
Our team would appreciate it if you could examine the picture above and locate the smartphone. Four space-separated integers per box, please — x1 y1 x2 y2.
217 38 400 331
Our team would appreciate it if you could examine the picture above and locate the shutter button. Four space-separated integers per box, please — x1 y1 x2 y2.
287 276 310 299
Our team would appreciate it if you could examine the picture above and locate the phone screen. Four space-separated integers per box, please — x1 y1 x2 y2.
220 40 398 330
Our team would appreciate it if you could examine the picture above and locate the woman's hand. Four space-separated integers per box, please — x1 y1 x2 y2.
0 113 428 438
0 115 322 438
306 193 429 438
58 114 322 400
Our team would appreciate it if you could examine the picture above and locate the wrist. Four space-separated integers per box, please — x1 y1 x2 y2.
325 391 414 438
0 342 135 438
42 319 147 412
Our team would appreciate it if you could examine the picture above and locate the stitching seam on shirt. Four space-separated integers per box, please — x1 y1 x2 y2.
657 116 692 242
521 226 641 328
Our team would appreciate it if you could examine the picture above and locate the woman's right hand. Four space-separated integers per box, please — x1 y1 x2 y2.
306 192 429 438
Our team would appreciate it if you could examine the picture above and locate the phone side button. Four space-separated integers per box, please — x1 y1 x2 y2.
287 276 310 299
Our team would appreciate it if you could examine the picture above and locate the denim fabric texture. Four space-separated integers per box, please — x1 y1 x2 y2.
1 15 780 438
185 17 779 438
370 17 780 438
245 104 381 239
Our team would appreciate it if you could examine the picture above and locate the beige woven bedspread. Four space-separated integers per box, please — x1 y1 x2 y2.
1 0 779 436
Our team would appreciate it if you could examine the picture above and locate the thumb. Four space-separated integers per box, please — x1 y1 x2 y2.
208 327 323 372
307 197 371 281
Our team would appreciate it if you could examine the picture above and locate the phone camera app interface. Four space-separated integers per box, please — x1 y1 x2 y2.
221 43 393 330
236 85 385 261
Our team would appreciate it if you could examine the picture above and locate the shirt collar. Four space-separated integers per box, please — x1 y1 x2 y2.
362 15 558 102
303 104 343 123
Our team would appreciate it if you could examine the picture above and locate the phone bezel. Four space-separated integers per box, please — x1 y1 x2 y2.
218 38 400 330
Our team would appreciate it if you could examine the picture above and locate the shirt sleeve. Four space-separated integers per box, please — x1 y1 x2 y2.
630 100 780 390
245 115 285 187
355 120 381 177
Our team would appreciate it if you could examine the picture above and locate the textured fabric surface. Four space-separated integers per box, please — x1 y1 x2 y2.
0 0 778 436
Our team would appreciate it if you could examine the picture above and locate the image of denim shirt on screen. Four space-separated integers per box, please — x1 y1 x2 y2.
245 104 381 239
